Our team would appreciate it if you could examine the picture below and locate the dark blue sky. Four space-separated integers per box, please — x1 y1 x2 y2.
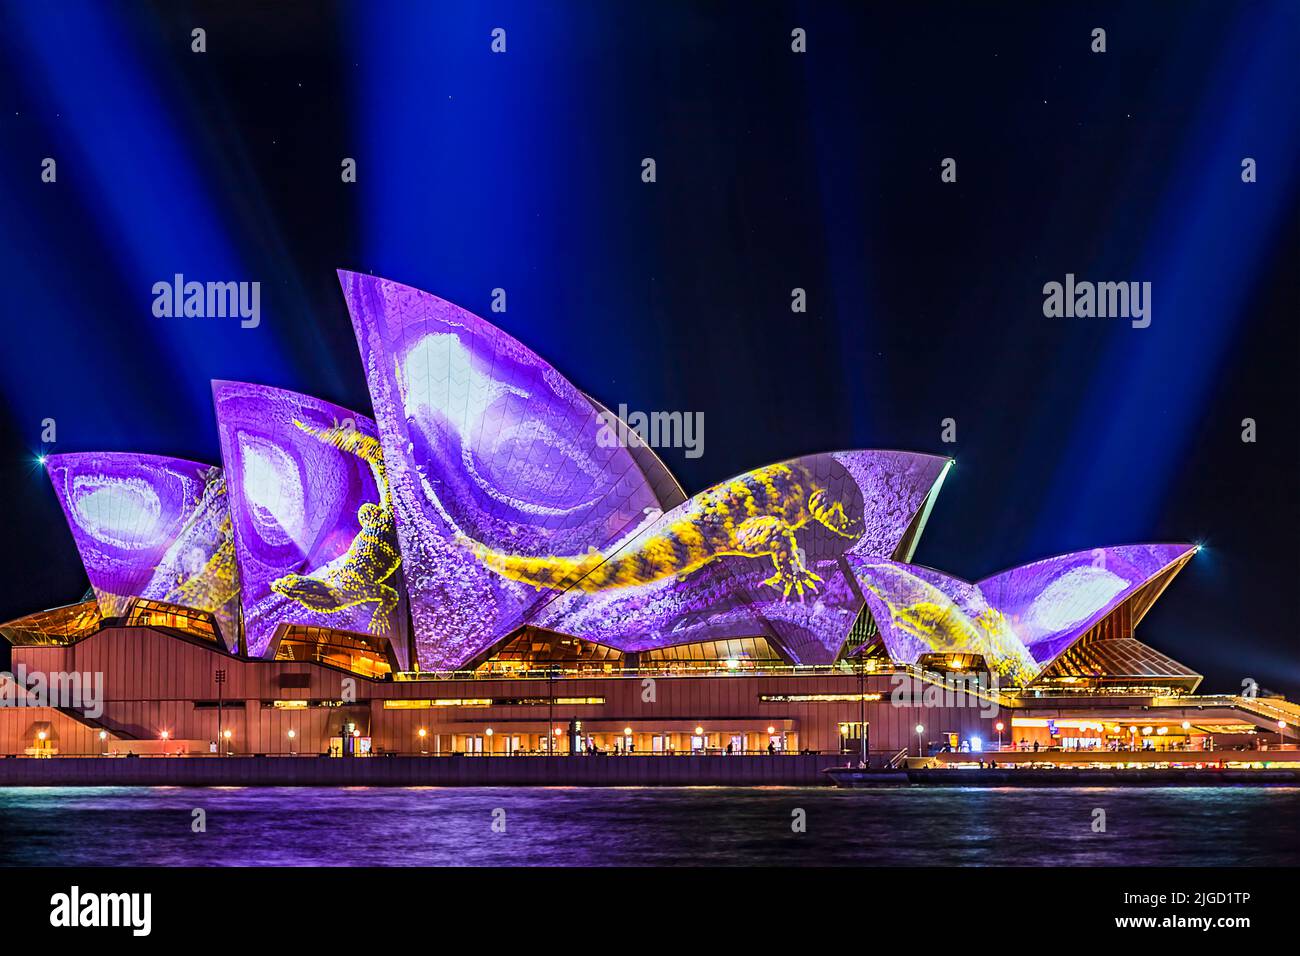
1 1 1296 693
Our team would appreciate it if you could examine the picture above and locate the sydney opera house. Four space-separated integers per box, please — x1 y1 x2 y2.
2 272 1295 763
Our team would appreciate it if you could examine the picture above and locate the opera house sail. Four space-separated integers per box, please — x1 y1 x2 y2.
849 543 1198 684
522 451 951 664
340 271 684 670
212 380 410 665
44 452 242 651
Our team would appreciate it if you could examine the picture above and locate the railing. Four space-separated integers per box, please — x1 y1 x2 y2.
1159 694 1300 726
393 660 1013 699
394 662 869 681
0 749 844 759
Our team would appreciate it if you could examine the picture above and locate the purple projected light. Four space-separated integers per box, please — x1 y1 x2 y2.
340 271 678 669
45 452 241 649
849 543 1197 682
529 451 951 663
976 543 1197 665
213 381 409 662
848 558 1039 683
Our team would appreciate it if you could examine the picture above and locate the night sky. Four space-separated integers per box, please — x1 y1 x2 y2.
0 1 1296 694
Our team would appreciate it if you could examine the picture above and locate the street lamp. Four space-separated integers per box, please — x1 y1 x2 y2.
287 728 297 755
99 729 108 756
995 721 1005 751
222 728 232 756
418 727 427 755
915 723 924 759
1279 720 1288 748
485 727 493 756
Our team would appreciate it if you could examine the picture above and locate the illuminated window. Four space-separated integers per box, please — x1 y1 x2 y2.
759 693 882 703
642 636 785 665
383 696 604 709
274 625 396 679
127 599 221 644
0 599 102 647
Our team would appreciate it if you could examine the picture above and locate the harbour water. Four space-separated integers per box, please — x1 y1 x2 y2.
1 786 1297 866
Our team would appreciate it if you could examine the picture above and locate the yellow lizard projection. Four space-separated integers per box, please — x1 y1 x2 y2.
165 515 241 614
269 420 401 633
162 471 240 621
860 569 1037 684
465 461 862 600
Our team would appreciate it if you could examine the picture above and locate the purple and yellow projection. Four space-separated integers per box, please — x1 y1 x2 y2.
850 544 1197 683
848 558 1039 683
341 271 951 668
38 272 1196 677
340 271 680 669
976 544 1197 665
212 381 408 662
44 453 241 650
525 451 951 663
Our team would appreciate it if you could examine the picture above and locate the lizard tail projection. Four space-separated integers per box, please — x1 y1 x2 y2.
861 574 1037 685
269 420 401 633
464 462 863 600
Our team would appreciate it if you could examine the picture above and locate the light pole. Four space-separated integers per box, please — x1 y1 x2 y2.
485 727 494 757
857 653 868 767
214 668 226 756
99 729 108 756
1279 720 1288 749
222 728 232 756
995 721 1004 752
915 723 924 760
287 729 297 756
418 727 427 755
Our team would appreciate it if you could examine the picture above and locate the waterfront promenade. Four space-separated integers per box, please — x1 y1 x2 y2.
5 749 1300 787
0 753 848 787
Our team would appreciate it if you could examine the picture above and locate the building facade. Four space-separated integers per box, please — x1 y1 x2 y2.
3 273 1295 764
